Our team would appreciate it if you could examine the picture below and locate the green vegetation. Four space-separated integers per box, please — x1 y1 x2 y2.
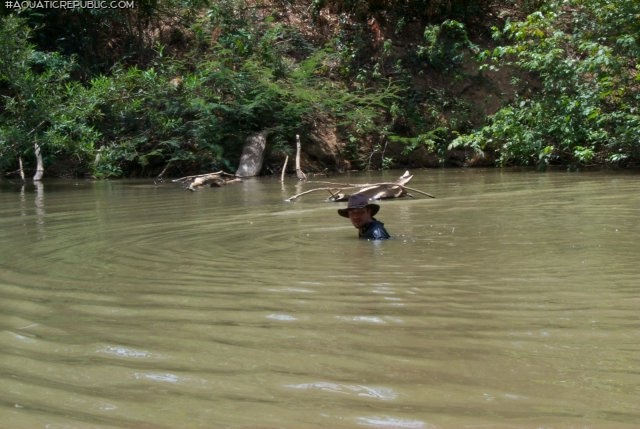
0 15 101 178
1 0 638 179
451 0 640 169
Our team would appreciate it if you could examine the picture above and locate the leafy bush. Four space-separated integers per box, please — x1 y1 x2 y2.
417 20 478 73
0 16 101 178
86 37 402 177
452 0 640 168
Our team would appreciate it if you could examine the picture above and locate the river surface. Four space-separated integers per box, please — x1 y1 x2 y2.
0 169 638 429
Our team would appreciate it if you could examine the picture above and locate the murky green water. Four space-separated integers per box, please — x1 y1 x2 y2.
1 169 639 429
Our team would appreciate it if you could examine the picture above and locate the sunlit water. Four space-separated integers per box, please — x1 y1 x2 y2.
1 169 638 429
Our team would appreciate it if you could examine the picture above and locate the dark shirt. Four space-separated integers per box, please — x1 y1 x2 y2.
359 219 390 240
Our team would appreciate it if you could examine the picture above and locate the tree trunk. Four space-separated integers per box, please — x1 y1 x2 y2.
236 130 268 177
18 156 25 181
33 142 44 182
295 134 307 181
280 155 288 182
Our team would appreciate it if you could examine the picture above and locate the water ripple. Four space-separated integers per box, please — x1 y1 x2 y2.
284 382 399 401
1 174 639 428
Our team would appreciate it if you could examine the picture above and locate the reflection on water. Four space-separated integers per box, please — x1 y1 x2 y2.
1 170 639 429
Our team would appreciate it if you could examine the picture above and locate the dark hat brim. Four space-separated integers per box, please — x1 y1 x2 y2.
338 203 380 218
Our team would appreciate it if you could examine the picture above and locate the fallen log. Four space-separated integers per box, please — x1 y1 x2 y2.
236 130 269 177
285 170 435 202
173 171 241 191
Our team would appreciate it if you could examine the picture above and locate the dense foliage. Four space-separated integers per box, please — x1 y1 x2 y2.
0 16 101 177
451 0 640 169
1 3 403 178
1 0 638 179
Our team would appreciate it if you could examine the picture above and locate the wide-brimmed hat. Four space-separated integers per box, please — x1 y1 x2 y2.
337 194 380 218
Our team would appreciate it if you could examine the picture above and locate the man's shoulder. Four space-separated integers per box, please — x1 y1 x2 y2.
362 219 390 240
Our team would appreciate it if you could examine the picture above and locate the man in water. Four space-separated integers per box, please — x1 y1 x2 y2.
338 194 390 240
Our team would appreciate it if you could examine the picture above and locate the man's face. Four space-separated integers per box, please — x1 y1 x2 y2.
348 207 373 229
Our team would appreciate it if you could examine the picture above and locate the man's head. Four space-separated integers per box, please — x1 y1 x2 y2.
337 194 380 229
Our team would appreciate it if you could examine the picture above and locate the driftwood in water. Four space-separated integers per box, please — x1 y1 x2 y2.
173 171 241 191
285 170 435 202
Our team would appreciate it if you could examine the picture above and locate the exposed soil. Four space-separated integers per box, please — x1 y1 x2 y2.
255 1 523 172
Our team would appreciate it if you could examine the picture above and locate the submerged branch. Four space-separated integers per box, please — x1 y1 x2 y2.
285 187 349 202
285 170 435 202
173 171 241 191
